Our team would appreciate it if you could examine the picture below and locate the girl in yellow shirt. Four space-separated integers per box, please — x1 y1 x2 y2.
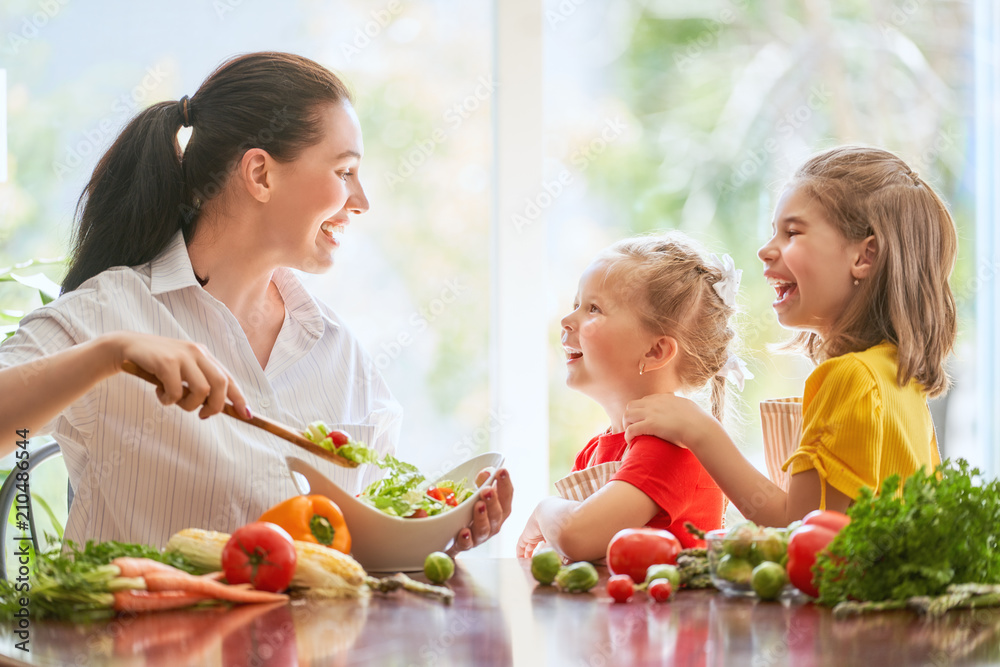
623 145 956 526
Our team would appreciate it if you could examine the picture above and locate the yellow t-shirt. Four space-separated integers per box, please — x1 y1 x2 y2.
782 342 940 507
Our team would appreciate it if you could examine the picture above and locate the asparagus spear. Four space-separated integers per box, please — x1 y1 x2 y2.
366 574 455 604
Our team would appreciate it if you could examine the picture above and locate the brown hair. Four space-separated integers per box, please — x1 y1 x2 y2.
599 232 738 421
785 145 957 397
62 52 353 293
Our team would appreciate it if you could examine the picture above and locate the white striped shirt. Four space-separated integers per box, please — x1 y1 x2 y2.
0 231 403 548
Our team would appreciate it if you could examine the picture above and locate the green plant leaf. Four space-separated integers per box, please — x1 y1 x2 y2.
7 272 62 305
32 494 64 541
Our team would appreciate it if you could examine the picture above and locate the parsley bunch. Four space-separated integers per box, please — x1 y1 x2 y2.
815 459 1000 605
0 539 205 620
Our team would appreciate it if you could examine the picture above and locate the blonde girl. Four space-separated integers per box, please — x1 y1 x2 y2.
624 146 956 525
516 233 751 561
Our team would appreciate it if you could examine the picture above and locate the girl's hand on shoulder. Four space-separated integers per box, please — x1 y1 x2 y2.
623 393 713 450
104 332 249 420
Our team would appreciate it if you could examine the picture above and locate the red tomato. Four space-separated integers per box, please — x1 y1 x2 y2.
606 528 682 582
803 509 851 533
326 430 351 448
607 575 634 603
427 487 458 507
786 524 837 598
408 509 429 519
647 578 673 603
222 522 297 593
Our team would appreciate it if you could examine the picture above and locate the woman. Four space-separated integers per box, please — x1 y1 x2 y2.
0 52 512 551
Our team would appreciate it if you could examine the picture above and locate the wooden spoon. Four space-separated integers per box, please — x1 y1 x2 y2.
121 360 358 469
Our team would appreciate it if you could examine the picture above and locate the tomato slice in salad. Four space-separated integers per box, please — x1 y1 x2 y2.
427 487 458 507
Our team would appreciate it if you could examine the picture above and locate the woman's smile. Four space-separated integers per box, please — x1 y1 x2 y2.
320 219 348 247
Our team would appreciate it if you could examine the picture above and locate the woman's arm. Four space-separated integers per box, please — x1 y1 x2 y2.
0 331 249 456
0 335 120 448
517 481 660 562
623 394 850 526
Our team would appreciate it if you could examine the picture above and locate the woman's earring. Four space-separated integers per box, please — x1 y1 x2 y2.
639 363 645 376
854 279 860 286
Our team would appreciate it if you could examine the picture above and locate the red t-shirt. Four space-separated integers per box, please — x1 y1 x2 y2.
572 432 724 548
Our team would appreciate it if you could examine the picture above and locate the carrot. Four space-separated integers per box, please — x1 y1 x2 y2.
142 570 288 603
201 571 226 582
113 590 214 612
112 557 187 578
111 556 288 604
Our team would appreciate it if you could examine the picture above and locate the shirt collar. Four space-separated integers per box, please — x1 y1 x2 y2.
272 268 329 339
148 231 203 295
148 230 330 339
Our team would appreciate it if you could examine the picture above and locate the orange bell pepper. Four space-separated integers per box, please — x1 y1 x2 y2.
259 495 351 554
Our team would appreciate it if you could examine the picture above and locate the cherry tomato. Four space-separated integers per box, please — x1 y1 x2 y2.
222 522 297 593
786 524 838 598
647 578 673 602
427 487 458 507
326 430 351 448
606 528 682 582
607 574 634 603
802 509 851 533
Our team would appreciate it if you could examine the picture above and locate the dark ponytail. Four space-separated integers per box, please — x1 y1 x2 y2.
62 52 353 293
62 103 186 293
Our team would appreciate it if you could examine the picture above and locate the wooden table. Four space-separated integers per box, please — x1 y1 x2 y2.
1 558 998 666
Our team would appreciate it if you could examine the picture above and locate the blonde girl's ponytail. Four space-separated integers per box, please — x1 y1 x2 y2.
710 374 727 422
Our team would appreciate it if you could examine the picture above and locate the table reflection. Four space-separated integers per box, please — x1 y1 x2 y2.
2 561 1000 666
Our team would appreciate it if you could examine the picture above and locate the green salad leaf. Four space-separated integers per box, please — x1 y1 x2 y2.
303 420 473 518
815 459 1000 605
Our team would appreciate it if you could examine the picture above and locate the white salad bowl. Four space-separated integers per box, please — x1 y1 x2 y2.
285 452 504 572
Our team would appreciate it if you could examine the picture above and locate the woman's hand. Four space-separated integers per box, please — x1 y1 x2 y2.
623 393 714 450
447 468 513 556
107 332 249 419
516 508 545 559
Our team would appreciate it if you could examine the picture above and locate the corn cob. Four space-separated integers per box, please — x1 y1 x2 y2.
166 528 367 597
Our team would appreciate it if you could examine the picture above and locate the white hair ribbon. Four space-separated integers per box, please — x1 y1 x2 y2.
703 253 752 391
705 253 741 309
717 354 753 392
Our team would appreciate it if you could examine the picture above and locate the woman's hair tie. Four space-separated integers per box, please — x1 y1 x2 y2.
178 95 193 128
